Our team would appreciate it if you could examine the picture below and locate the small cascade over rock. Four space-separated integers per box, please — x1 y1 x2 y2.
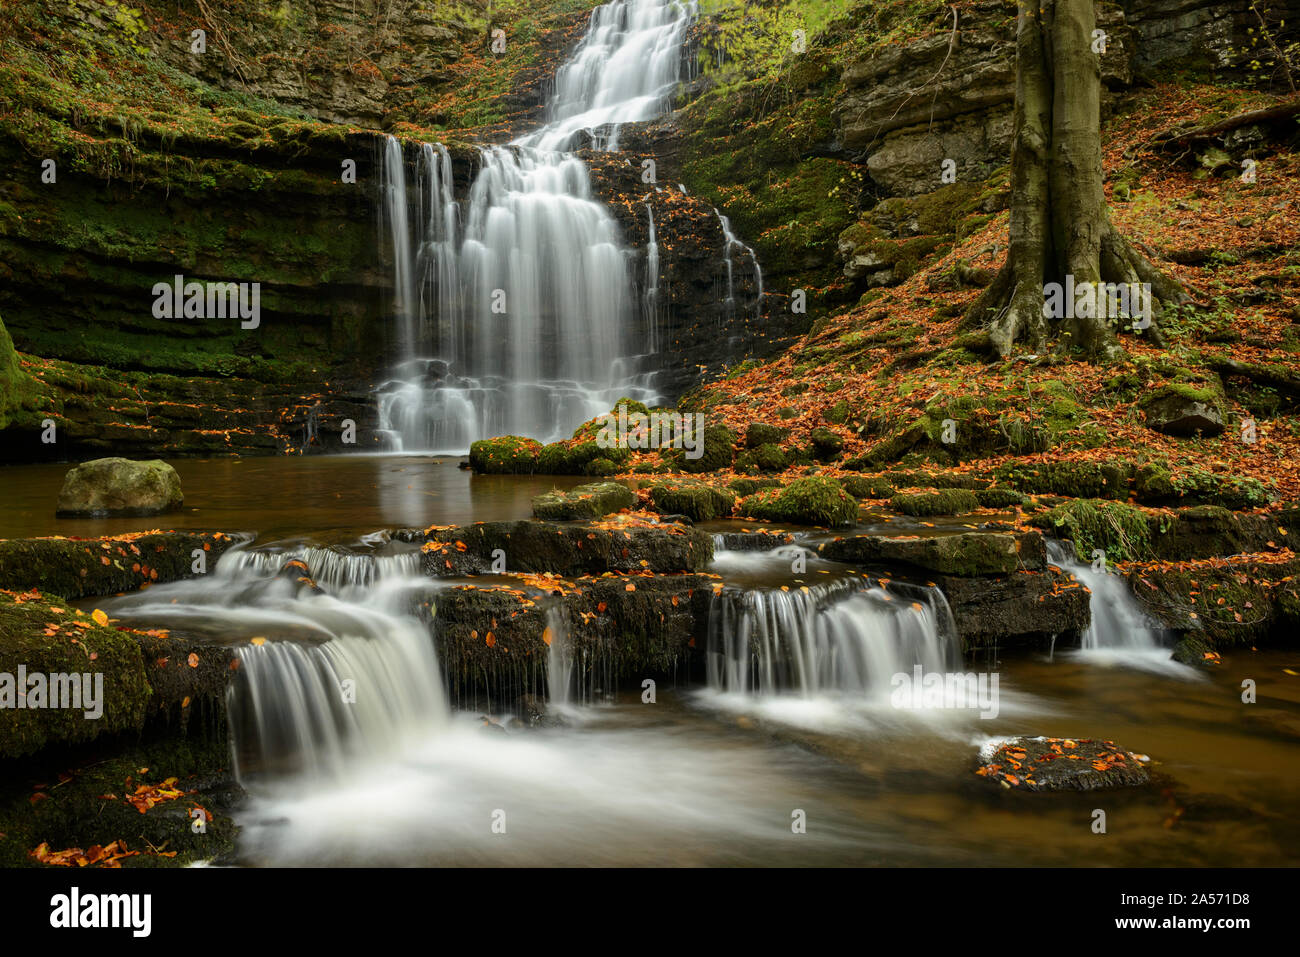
545 602 613 708
713 208 763 323
108 544 447 786
1046 540 1193 676
706 577 959 697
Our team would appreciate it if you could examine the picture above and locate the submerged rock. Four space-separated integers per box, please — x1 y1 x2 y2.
531 481 636 520
55 457 184 517
976 737 1151 791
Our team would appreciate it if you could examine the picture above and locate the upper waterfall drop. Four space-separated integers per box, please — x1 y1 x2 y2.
376 0 701 452
521 0 699 152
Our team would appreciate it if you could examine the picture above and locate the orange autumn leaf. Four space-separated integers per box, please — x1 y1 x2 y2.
91 609 109 627
542 626 553 646
187 653 199 668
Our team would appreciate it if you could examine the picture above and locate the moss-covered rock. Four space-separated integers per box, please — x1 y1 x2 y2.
975 487 1027 509
531 481 635 521
468 435 542 474
727 477 783 498
809 426 845 460
840 475 896 500
995 461 1132 500
744 422 788 448
822 531 1044 576
890 489 980 516
678 423 736 474
55 458 183 517
648 482 735 522
0 590 150 760
737 477 857 527
976 737 1151 791
1138 383 1225 437
1034 500 1153 562
753 442 792 472
0 531 242 600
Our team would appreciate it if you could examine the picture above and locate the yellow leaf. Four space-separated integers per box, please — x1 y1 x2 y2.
249 637 266 646
91 609 109 627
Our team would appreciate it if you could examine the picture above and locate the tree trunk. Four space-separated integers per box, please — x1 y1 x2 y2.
968 0 1186 359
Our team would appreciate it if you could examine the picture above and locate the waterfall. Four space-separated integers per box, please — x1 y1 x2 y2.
1045 540 1193 675
545 604 574 707
103 545 447 786
644 204 661 354
375 0 707 452
706 578 959 698
522 0 699 152
713 208 763 322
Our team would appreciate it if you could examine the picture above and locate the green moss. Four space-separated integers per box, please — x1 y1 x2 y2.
840 475 895 500
531 482 635 521
677 423 737 474
737 476 857 527
1034 500 1153 562
753 442 792 472
0 591 150 760
809 426 845 460
995 461 1133 500
890 488 979 516
974 487 1027 509
824 399 850 425
469 435 542 474
648 482 736 521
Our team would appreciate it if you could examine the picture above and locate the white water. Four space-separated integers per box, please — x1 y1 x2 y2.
376 0 702 451
705 578 960 698
521 0 699 152
1046 540 1197 677
644 203 662 353
714 207 763 322
104 545 447 784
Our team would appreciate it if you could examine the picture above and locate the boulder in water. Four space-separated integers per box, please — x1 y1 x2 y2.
976 736 1151 791
532 481 635 520
56 457 183 517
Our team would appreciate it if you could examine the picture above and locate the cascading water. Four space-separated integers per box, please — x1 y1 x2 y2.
644 204 662 354
705 577 960 699
1046 540 1194 676
375 0 709 451
713 208 763 323
105 545 448 785
521 0 700 152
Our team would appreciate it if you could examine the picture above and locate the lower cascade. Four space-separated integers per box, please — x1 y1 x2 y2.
705 578 960 698
109 545 448 786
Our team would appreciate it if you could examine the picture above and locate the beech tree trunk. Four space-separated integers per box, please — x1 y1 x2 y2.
968 0 1186 359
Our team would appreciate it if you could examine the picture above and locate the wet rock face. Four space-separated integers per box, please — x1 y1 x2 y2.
976 737 1152 791
55 458 183 517
939 569 1091 649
